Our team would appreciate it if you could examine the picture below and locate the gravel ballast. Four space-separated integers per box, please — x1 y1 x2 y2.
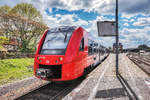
0 77 48 100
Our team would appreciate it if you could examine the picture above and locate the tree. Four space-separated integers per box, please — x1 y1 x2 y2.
138 44 150 50
0 5 11 14
10 3 42 22
0 3 48 52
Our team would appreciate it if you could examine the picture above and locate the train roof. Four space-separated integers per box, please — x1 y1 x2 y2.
48 26 77 32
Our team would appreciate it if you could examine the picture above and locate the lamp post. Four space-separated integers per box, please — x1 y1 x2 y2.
115 0 119 75
97 0 119 75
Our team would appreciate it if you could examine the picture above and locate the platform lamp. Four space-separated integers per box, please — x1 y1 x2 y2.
115 0 119 75
97 0 119 75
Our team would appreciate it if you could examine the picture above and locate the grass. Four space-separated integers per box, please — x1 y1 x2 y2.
0 58 34 86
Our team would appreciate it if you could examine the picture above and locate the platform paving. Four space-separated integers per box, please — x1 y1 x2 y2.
63 54 150 100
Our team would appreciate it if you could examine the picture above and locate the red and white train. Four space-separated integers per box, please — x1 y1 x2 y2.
34 26 108 81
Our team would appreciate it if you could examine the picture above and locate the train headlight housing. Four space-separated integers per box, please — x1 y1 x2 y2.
59 57 63 61
36 69 52 78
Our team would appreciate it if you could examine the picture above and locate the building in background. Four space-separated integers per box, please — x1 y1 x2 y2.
113 43 123 53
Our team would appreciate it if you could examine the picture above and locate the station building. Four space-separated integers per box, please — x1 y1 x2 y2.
113 43 123 53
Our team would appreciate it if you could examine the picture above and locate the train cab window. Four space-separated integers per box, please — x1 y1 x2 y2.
79 38 84 51
40 26 75 55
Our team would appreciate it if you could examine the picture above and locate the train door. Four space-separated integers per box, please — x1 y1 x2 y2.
99 45 101 62
78 38 85 66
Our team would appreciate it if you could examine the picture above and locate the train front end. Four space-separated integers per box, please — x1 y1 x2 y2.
34 26 77 81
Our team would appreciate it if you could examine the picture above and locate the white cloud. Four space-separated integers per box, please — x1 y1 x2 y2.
130 19 135 22
119 0 150 14
43 12 89 28
123 23 129 26
121 13 137 19
133 17 150 26
120 27 150 48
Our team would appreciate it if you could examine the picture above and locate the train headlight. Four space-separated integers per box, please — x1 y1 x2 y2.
59 57 63 61
56 60 58 63
39 60 42 63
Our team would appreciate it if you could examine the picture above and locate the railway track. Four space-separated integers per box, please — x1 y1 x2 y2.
128 54 150 76
15 76 86 100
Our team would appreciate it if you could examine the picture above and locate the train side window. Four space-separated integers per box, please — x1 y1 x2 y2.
80 38 84 51
88 39 93 55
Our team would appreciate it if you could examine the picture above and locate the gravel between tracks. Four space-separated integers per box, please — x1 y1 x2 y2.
0 77 48 100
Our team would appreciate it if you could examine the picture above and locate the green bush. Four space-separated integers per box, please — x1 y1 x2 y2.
0 36 9 45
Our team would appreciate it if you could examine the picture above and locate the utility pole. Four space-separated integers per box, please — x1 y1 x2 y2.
116 0 119 75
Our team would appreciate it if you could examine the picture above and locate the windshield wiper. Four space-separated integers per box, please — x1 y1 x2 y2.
64 32 68 42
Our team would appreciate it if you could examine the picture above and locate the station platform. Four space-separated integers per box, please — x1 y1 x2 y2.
63 54 150 100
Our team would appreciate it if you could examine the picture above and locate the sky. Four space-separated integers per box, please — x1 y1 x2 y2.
1 0 150 49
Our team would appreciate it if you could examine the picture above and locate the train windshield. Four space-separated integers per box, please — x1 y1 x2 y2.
40 26 75 55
